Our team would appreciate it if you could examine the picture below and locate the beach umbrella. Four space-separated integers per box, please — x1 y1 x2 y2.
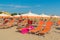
52 15 60 18
1 11 11 15
13 13 20 17
39 13 51 21
0 14 10 16
21 11 39 16
39 13 50 17
0 14 11 18
13 15 21 18
21 11 40 19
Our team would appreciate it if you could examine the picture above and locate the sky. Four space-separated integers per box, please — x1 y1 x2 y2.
0 0 60 15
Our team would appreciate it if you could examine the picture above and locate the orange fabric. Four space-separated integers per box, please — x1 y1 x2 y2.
57 20 60 25
39 21 53 34
46 21 53 27
40 26 51 33
30 20 44 33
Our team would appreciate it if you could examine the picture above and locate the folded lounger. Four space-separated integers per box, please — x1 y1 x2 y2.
38 21 53 35
29 20 44 34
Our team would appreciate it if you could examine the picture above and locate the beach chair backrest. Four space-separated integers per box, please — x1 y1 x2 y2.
35 20 44 30
38 20 44 26
46 21 53 27
40 21 53 34
57 20 60 25
29 20 44 33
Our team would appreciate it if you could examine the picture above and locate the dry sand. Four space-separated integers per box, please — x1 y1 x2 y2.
0 26 60 40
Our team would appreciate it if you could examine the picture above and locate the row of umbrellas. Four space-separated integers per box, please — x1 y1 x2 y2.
14 11 60 18
0 11 60 18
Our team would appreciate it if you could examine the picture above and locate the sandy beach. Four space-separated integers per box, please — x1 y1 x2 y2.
0 26 60 40
0 0 60 40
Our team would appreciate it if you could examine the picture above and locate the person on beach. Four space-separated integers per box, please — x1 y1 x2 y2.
3 18 9 24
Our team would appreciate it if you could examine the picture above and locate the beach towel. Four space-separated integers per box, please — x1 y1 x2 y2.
20 28 29 34
20 25 34 34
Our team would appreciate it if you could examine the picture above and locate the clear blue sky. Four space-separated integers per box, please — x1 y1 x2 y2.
0 0 60 15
